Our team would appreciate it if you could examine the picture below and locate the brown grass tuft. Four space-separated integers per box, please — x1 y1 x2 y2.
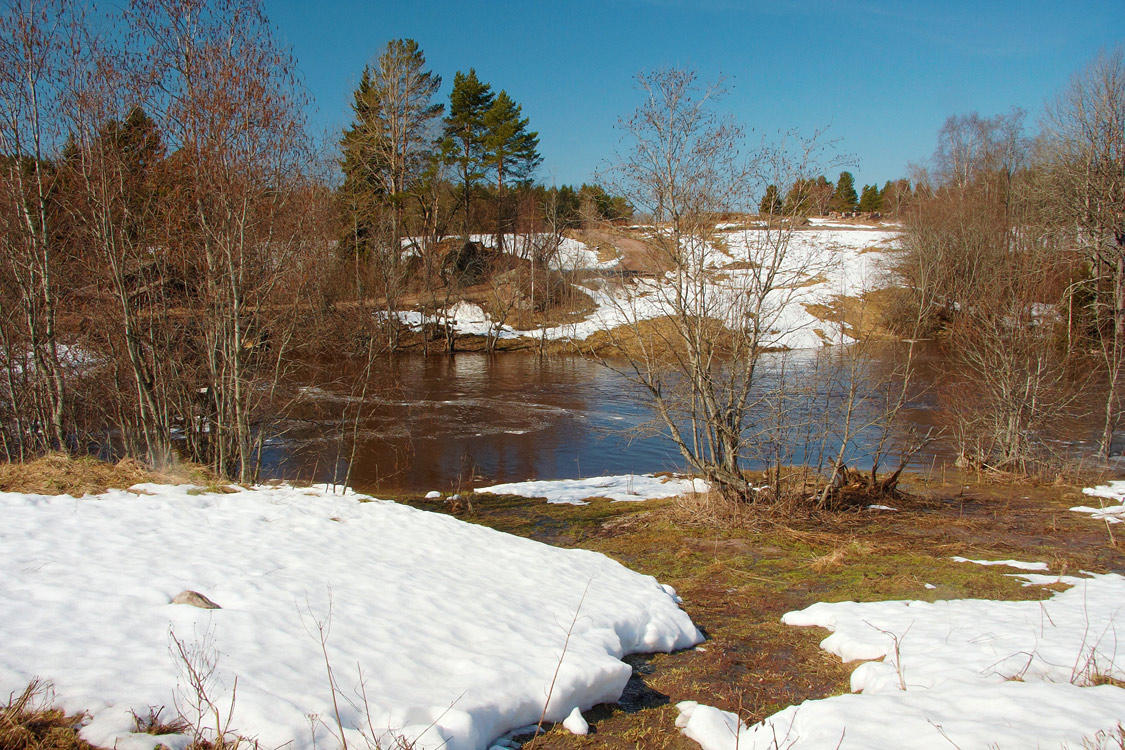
0 454 223 497
0 680 96 750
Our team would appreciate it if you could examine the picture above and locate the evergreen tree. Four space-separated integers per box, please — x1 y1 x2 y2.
340 39 443 255
483 90 540 247
759 183 781 214
442 69 494 235
484 91 541 192
782 178 813 216
830 171 858 213
858 183 882 213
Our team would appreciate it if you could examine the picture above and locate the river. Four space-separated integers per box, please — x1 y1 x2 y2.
258 347 1113 495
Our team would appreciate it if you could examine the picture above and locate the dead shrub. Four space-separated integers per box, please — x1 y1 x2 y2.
130 706 190 736
810 539 877 572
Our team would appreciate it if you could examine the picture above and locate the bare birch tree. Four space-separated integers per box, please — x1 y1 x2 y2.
0 0 77 453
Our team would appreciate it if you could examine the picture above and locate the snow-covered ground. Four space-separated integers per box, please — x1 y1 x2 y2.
0 483 701 750
1074 480 1125 524
676 567 1125 749
475 474 709 505
392 226 899 351
464 233 620 272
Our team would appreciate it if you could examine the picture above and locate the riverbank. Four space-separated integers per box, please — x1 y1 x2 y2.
2 457 1123 748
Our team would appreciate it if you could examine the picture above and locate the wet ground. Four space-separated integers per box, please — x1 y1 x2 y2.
397 470 1124 748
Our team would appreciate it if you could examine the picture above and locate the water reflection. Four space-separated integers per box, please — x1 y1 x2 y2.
258 347 1110 494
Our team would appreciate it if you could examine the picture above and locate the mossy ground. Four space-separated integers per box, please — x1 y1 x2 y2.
399 471 1123 748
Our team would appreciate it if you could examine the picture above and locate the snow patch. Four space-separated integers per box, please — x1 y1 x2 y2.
475 474 709 505
1074 480 1125 523
950 556 1049 571
677 572 1125 749
0 483 701 750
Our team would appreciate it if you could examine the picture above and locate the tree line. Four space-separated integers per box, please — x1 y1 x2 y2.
890 51 1124 470
759 172 915 217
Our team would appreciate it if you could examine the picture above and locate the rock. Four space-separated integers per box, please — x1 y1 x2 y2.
171 590 221 609
562 707 588 735
424 491 441 500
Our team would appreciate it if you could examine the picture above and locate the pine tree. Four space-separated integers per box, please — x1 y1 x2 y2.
830 171 858 213
759 184 781 214
484 91 541 191
483 90 540 248
442 69 495 236
340 39 443 255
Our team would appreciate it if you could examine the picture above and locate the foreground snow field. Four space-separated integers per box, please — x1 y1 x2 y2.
677 568 1125 749
475 473 709 504
0 483 701 750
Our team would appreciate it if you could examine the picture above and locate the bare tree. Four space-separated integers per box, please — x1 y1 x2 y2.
1041 48 1125 457
340 39 443 350
130 0 316 481
0 0 78 453
597 69 835 501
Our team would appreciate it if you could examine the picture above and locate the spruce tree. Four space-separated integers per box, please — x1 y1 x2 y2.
442 69 495 236
858 183 882 213
830 171 858 213
759 184 781 214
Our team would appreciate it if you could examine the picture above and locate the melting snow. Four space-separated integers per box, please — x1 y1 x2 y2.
475 474 709 505
0 483 700 750
677 572 1125 749
950 556 1049 571
1074 480 1125 523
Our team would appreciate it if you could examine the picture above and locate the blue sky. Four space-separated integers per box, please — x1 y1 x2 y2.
267 0 1124 191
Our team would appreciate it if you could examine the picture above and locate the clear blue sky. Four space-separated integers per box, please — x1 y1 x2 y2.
267 0 1124 191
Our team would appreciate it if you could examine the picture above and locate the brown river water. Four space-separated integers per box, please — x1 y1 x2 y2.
257 348 1116 495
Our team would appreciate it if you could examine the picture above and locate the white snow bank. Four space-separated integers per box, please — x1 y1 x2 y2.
1075 480 1125 523
474 474 709 505
950 556 1049 571
0 483 701 750
677 681 1125 750
678 572 1125 749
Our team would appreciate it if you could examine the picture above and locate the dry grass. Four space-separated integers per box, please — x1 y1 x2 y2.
809 539 877 572
0 680 96 750
0 453 224 497
802 287 900 341
130 706 190 736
